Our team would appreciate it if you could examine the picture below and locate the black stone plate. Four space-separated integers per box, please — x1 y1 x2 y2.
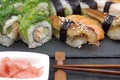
0 36 120 58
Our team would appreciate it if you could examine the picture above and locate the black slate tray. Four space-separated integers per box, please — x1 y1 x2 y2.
0 36 120 58
49 58 120 80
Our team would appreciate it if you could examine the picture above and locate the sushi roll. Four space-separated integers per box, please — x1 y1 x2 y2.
49 1 57 16
0 2 20 47
0 0 23 9
84 8 120 40
60 0 73 16
22 0 51 16
19 14 52 48
67 0 82 15
50 0 81 16
79 0 98 9
50 0 65 16
50 15 104 48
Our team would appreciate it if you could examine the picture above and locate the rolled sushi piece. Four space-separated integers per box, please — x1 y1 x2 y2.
84 8 120 40
19 14 52 48
59 0 73 16
67 0 82 15
0 0 24 9
49 1 57 16
22 0 51 16
49 16 103 48
0 4 20 47
50 0 65 16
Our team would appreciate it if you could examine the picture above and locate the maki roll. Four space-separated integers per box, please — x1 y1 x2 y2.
22 0 51 16
50 15 104 48
19 14 52 48
60 0 73 16
0 1 21 47
49 1 57 16
0 0 23 9
50 0 65 16
67 0 81 15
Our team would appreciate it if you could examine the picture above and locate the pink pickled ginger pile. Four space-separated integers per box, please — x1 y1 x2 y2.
0 57 43 78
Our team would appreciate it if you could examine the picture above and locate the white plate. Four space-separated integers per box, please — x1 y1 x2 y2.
0 51 50 80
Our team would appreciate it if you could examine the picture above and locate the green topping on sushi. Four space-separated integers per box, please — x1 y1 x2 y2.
21 0 51 16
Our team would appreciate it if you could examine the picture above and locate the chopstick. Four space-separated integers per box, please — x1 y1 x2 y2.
53 64 120 69
53 66 120 76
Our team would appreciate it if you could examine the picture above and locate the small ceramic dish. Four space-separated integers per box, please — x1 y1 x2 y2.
0 51 50 80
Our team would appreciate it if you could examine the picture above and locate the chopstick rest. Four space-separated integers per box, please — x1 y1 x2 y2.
54 51 67 80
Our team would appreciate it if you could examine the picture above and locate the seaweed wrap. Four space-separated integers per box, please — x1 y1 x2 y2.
0 1 21 46
22 0 51 16
19 14 52 48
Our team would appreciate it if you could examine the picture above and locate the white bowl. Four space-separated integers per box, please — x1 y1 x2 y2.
0 51 50 80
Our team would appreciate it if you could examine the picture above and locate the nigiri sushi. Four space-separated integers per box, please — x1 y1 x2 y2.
79 0 120 17
92 0 120 17
84 8 120 40
50 15 104 48
65 15 105 41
